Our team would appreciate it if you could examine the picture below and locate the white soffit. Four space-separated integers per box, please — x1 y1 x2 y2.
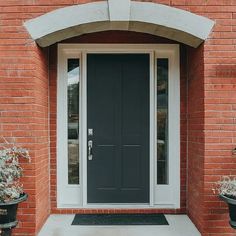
24 0 214 48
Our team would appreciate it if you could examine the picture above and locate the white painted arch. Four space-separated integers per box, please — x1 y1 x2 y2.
24 0 214 48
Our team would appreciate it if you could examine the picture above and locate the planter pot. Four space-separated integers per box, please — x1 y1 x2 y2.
220 194 236 229
0 193 28 235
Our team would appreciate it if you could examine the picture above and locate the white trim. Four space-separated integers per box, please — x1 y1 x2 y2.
24 1 214 48
149 51 155 207
57 44 180 209
81 52 87 206
59 204 176 209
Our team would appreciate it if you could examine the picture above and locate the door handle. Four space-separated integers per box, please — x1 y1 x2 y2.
88 140 93 160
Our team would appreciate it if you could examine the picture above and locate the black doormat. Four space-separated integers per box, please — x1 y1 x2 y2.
72 213 168 225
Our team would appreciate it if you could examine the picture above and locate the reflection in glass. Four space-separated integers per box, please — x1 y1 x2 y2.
68 59 80 185
157 59 168 185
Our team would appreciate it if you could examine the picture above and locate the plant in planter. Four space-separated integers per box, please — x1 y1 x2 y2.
0 144 30 235
213 176 236 229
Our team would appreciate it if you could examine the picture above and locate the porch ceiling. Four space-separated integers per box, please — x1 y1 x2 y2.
24 0 214 48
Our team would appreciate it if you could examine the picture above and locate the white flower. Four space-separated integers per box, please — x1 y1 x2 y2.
0 145 30 202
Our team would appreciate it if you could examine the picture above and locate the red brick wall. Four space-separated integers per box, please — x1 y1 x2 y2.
0 2 50 235
33 47 50 233
203 9 236 236
0 0 236 235
187 45 205 233
0 46 50 235
49 45 57 215
15 47 50 235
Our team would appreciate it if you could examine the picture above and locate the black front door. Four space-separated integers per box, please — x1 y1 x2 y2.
87 54 149 203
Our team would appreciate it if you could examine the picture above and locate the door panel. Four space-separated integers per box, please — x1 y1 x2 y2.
121 146 142 188
87 54 149 203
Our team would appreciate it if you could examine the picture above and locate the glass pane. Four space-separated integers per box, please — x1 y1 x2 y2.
68 59 80 185
157 59 168 185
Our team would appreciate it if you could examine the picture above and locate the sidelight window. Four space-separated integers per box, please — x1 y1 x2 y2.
157 59 169 185
67 59 80 185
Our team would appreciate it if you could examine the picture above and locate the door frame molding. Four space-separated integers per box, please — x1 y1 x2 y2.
57 44 180 209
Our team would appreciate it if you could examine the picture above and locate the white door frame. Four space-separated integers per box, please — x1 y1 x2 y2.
57 44 180 209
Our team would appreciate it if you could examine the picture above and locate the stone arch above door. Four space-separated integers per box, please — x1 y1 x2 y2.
24 0 214 48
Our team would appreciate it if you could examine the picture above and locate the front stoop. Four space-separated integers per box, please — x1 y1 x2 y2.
38 214 201 236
